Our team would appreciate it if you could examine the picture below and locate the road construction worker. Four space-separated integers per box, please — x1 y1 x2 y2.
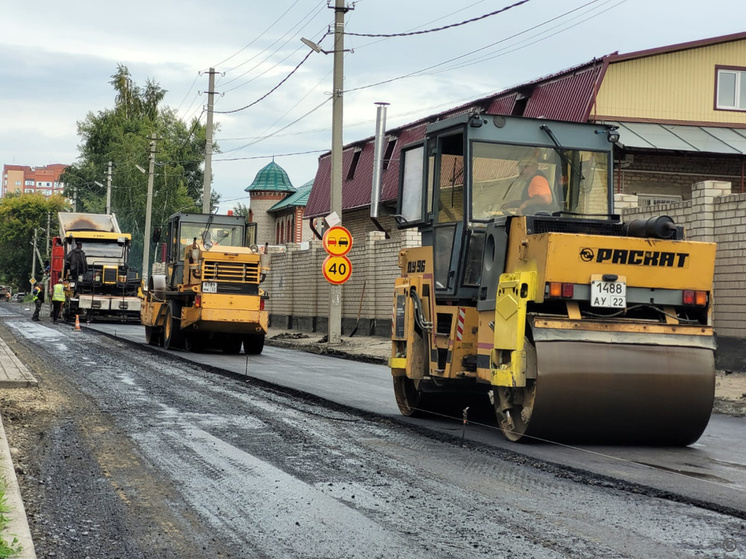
31 283 44 321
66 241 88 279
52 279 65 324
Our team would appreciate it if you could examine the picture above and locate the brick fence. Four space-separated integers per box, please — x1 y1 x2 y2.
267 182 746 369
618 180 746 370
265 209 421 337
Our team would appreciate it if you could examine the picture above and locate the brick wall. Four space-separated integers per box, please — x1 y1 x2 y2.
265 206 421 336
618 180 746 368
614 153 743 199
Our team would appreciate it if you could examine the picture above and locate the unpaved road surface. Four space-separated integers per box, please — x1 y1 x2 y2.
0 315 744 558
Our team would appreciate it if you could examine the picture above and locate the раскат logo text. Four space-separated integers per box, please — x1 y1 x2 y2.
580 248 689 268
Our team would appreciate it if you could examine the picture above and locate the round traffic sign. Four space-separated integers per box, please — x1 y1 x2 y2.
323 226 353 257
322 255 352 285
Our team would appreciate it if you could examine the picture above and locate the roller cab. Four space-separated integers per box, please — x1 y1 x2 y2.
389 113 716 445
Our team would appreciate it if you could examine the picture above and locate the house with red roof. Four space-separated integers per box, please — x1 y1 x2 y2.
304 32 746 237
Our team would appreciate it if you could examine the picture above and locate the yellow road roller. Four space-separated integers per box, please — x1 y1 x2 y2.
387 113 716 445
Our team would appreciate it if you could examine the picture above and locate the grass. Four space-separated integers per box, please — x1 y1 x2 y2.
0 483 22 557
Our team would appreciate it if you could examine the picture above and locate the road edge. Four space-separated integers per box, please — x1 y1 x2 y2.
0 411 36 558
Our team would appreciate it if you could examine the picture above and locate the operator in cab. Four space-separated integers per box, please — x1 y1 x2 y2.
502 158 553 214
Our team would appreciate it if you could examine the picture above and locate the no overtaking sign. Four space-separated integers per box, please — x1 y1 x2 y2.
322 226 353 284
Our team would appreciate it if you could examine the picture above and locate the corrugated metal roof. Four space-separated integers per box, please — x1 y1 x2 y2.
245 161 296 193
610 122 746 154
610 31 746 63
487 94 517 115
268 181 313 213
305 124 428 218
523 65 603 121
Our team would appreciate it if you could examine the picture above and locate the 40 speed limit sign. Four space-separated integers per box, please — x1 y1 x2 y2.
322 255 352 285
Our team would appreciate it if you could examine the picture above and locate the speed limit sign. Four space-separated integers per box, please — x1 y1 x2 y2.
322 255 352 285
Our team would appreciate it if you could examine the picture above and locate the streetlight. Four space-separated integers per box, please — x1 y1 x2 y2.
301 0 349 345
300 37 326 54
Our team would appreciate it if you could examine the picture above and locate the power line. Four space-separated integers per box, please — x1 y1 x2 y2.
212 0 306 70
215 51 315 114
213 149 327 163
343 0 605 94
219 3 327 87
345 0 531 38
425 0 627 77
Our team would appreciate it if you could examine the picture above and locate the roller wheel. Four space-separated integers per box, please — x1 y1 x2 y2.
243 333 265 355
184 334 204 353
162 303 184 350
220 334 242 355
494 340 538 442
393 376 444 417
145 326 161 346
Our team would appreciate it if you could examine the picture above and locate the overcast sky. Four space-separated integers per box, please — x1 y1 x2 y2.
1 0 744 212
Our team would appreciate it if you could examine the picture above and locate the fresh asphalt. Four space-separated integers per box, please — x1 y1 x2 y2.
0 299 744 558
85 321 746 517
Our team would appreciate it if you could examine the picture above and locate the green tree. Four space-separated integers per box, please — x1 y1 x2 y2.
61 64 218 274
0 194 68 289
233 202 250 218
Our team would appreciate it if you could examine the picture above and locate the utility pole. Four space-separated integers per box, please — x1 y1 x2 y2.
73 186 78 212
202 68 217 214
31 229 38 280
142 133 157 281
46 211 51 258
328 0 348 345
106 160 113 214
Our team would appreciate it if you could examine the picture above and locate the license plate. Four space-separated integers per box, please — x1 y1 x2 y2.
590 280 626 308
202 281 218 293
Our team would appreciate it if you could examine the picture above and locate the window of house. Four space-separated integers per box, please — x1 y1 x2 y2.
716 67 746 111
346 148 362 180
382 138 397 170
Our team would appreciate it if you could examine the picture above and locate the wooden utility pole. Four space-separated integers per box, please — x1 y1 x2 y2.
202 68 217 214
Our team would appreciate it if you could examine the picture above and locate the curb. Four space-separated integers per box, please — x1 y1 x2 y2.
0 338 38 388
0 414 36 558
265 338 387 365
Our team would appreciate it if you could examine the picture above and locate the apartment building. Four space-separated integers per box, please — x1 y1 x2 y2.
2 163 67 198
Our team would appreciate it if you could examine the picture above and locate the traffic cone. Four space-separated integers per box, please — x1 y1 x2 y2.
75 315 81 331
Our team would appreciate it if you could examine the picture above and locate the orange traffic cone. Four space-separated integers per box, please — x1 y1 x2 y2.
75 315 81 331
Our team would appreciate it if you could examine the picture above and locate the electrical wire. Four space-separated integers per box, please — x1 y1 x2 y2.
343 0 605 94
215 51 315 115
175 73 202 114
219 3 328 87
425 0 627 76
212 0 306 70
345 0 531 38
213 149 327 163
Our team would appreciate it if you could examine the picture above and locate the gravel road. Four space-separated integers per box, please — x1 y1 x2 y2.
0 318 744 558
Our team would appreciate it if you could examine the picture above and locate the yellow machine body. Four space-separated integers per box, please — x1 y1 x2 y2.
140 212 269 353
